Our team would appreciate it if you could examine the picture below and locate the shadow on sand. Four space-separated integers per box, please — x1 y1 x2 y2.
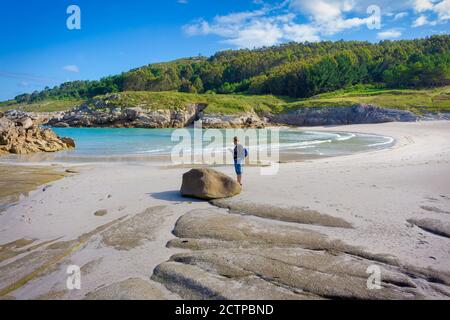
148 190 205 203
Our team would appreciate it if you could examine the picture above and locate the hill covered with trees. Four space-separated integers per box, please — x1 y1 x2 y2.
11 35 450 105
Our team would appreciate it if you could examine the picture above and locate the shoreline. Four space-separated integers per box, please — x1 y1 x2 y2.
0 126 395 166
0 120 449 300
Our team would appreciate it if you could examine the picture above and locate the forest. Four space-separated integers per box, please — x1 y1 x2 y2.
14 35 450 104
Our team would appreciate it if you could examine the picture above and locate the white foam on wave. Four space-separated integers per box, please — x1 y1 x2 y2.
366 137 394 147
336 133 356 141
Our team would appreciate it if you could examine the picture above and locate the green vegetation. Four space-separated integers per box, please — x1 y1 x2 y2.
7 35 449 107
88 91 291 114
2 36 449 116
0 98 83 113
285 85 450 114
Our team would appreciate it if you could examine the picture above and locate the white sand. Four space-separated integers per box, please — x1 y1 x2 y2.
1 120 449 299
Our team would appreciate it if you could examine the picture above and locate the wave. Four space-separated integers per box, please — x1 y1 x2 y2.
366 137 394 147
336 133 356 141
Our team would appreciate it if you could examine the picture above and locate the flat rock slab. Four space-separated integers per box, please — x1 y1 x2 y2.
408 218 450 238
85 278 169 300
100 206 168 251
211 199 353 228
0 217 126 297
153 261 309 300
152 208 450 300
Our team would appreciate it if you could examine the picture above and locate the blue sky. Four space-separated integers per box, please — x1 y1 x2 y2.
0 0 449 101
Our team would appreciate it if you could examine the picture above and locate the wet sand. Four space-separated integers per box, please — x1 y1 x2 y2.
0 165 67 213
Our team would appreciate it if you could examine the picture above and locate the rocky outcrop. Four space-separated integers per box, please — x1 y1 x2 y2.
3 109 64 128
407 218 450 238
0 114 75 155
200 112 267 128
180 168 241 200
4 103 432 130
211 198 353 228
268 104 420 126
152 208 450 300
46 103 207 128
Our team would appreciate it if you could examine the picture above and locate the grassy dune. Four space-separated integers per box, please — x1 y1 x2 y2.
1 86 449 115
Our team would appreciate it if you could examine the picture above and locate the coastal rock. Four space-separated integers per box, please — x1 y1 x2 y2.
84 278 168 300
180 168 241 200
200 112 266 128
6 101 427 129
44 100 205 128
61 137 76 148
101 206 169 250
0 117 14 131
0 114 75 155
408 218 450 238
152 208 447 300
269 104 419 126
210 199 353 228
18 117 34 129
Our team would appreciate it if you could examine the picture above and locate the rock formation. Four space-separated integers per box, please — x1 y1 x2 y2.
268 104 419 126
180 168 241 200
0 113 75 155
43 104 420 129
152 207 450 299
45 103 207 128
3 100 431 130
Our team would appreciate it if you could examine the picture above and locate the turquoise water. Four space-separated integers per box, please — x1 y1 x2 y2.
43 128 393 162
1 128 394 163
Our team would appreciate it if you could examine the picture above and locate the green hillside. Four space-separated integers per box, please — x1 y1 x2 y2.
284 85 450 114
5 35 449 108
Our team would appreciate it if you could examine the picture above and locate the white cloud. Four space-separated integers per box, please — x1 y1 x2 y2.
183 6 321 48
63 65 80 73
434 0 450 21
183 1 379 48
182 0 449 49
283 24 321 42
393 12 408 20
413 0 434 13
411 0 450 23
412 14 435 26
377 29 402 39
224 22 284 48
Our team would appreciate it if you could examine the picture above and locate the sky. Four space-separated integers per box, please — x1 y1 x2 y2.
0 0 449 101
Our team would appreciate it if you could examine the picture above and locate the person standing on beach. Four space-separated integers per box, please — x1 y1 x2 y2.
233 137 247 186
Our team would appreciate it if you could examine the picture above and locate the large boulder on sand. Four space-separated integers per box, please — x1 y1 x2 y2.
180 168 241 200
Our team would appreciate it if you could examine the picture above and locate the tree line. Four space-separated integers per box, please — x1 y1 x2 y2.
15 35 450 104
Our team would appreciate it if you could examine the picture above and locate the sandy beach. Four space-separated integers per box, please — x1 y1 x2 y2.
1 121 449 300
